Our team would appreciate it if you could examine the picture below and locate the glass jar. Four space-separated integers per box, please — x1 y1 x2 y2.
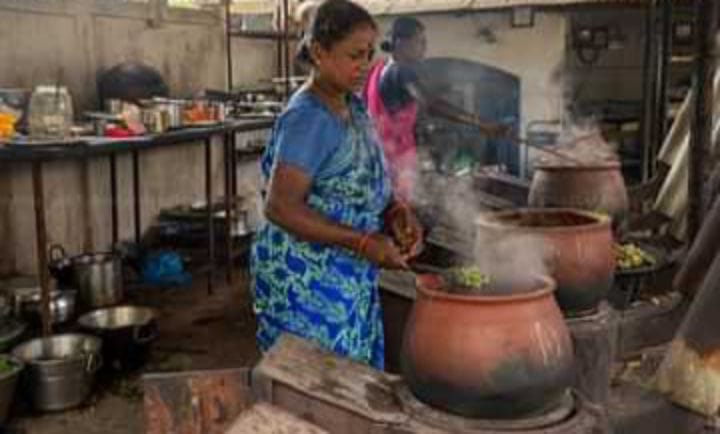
27 86 74 139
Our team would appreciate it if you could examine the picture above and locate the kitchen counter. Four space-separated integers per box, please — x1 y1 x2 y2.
0 119 274 162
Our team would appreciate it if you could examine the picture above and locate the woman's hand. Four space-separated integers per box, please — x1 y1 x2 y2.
358 233 409 270
386 204 423 259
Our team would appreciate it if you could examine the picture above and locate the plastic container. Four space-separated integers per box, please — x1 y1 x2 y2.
27 86 74 139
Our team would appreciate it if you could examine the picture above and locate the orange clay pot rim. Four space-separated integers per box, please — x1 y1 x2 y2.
415 274 556 303
475 208 611 233
416 274 556 304
533 160 620 170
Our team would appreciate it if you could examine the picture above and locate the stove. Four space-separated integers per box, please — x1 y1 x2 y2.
251 334 610 434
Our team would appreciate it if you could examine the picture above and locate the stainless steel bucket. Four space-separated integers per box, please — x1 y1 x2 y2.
73 253 124 310
12 334 102 411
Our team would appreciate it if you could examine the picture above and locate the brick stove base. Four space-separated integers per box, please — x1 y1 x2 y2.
251 334 610 433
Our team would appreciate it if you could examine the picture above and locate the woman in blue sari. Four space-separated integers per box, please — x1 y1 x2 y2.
251 0 422 370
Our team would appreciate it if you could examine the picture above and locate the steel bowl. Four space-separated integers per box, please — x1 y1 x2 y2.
78 306 158 371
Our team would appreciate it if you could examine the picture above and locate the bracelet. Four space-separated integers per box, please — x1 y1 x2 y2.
356 233 372 257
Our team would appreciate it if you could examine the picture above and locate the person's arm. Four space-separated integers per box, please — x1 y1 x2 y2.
265 163 408 269
405 80 508 137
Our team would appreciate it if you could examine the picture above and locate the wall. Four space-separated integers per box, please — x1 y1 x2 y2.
376 10 569 130
565 9 647 105
0 0 275 276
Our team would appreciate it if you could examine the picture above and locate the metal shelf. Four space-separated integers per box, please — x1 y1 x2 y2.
229 29 300 40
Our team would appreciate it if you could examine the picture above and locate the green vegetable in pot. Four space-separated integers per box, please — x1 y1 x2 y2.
449 266 491 289
0 357 17 374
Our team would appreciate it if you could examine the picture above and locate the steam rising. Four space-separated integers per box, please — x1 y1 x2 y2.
417 171 550 293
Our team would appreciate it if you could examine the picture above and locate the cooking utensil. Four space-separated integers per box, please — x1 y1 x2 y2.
12 334 102 411
511 136 584 165
77 306 158 371
15 289 77 325
150 98 185 129
48 244 75 289
403 274 574 418
73 252 124 310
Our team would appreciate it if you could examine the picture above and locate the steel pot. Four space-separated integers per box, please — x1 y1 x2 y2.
151 98 185 129
12 334 102 411
48 244 75 289
402 274 574 419
78 306 158 371
0 355 23 425
15 289 76 325
73 252 124 310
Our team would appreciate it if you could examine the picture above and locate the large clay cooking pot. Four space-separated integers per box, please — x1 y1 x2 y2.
529 161 628 225
401 274 574 419
476 209 615 315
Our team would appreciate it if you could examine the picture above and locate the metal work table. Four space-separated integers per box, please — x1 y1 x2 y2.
0 119 274 335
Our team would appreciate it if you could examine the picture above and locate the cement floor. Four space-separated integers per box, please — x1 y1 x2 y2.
4 269 260 434
1 271 708 434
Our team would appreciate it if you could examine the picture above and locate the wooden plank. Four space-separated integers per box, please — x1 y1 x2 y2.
143 368 253 434
226 403 329 434
252 334 406 425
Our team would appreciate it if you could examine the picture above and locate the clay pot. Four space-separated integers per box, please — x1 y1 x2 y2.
476 209 615 315
402 274 574 419
529 162 628 226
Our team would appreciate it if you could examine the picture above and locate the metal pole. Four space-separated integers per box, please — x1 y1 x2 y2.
225 0 234 92
80 157 93 253
206 138 215 295
653 0 673 176
110 154 119 245
224 133 234 284
641 0 658 182
132 150 141 244
230 131 238 199
32 162 51 336
283 0 291 99
689 0 718 241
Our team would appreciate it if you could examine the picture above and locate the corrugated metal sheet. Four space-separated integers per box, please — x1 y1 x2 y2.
231 0 650 16
364 0 647 15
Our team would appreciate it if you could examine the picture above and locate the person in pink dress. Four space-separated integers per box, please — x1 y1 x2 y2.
363 17 507 202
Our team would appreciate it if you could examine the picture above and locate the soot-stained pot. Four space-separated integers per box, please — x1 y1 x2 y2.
401 274 575 419
476 208 615 316
529 161 628 227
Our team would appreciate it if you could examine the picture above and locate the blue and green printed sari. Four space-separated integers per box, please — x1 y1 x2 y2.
251 91 392 369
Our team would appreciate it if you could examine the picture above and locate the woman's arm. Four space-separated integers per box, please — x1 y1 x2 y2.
266 163 359 249
265 163 409 269
406 81 508 137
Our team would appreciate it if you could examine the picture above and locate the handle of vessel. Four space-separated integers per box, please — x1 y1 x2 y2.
133 322 159 344
85 352 103 374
